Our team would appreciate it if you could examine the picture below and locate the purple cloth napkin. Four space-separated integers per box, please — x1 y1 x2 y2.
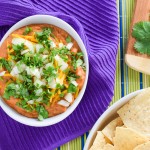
0 0 119 149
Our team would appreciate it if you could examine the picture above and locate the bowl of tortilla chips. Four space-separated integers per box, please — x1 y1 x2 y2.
84 88 150 150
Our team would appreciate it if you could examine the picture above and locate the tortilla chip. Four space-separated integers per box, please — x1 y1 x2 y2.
102 117 123 143
114 127 149 150
89 145 101 150
133 141 150 150
103 144 114 150
117 88 150 136
90 131 106 150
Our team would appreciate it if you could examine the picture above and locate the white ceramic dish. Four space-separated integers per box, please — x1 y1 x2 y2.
84 89 143 150
0 15 89 127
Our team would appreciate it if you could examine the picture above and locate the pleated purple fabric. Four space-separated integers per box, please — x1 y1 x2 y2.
0 0 119 149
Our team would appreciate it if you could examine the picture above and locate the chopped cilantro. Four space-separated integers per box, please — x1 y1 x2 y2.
68 83 77 93
23 27 32 35
71 55 84 70
0 58 12 72
12 43 24 51
76 52 83 58
66 36 71 43
36 105 48 121
36 27 52 49
67 71 79 82
56 84 65 90
43 66 57 80
22 53 43 67
3 83 17 99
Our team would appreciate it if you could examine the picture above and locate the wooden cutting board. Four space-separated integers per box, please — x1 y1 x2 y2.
126 0 150 75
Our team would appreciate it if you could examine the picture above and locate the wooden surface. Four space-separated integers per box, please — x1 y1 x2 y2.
125 0 150 75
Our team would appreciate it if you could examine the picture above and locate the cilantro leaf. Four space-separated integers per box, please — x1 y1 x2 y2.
23 27 32 35
132 22 150 41
134 40 150 55
132 21 150 55
66 36 71 43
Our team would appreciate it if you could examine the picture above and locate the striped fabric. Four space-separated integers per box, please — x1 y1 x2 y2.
0 1 119 150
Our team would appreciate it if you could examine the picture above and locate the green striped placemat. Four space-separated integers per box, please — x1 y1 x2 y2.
57 0 150 149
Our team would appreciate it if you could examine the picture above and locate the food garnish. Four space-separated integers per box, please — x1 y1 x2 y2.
132 21 150 55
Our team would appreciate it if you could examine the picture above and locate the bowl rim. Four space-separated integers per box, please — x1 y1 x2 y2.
0 15 89 127
84 89 143 150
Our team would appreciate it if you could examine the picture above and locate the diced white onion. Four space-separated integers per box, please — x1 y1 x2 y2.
17 62 27 73
10 66 20 76
60 61 68 71
12 38 35 53
39 67 43 75
41 55 48 60
43 59 49 64
45 63 53 69
35 44 43 53
0 71 6 76
15 74 24 81
64 93 73 103
35 88 43 96
54 55 60 61
21 49 30 55
26 67 41 79
32 68 41 79
51 41 56 48
36 97 43 102
24 40 35 53
15 84 19 89
54 55 68 71
57 100 70 107
56 78 63 85
26 67 31 75
76 59 83 67
48 79 56 89
66 42 73 50
71 80 78 87
12 37 25 45
34 78 46 87
59 43 64 48
27 100 34 104
43 50 49 55
41 79 46 84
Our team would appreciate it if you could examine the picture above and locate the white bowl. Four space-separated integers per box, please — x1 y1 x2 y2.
0 15 89 127
84 89 143 150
